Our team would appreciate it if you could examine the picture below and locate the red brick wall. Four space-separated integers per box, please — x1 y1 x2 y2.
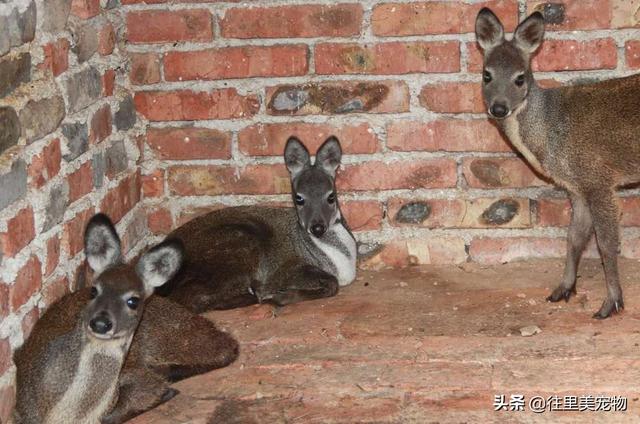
0 0 144 418
125 0 640 269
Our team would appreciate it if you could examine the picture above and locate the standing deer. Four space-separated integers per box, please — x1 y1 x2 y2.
13 214 238 424
475 8 640 318
158 136 357 313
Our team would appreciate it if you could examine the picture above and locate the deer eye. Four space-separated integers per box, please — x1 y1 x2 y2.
294 194 305 206
327 193 336 204
90 287 98 299
515 74 525 87
483 70 492 83
126 297 140 310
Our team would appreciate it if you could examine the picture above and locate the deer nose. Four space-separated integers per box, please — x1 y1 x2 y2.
89 315 113 335
490 103 509 118
311 223 326 237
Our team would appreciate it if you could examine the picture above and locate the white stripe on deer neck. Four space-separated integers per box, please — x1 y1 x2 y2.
310 222 356 287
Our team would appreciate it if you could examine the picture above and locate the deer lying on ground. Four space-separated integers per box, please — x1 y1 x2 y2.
475 8 640 318
157 136 357 312
13 214 238 423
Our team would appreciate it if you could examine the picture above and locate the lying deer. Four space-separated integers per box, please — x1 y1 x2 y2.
475 8 640 318
158 136 357 312
13 214 238 423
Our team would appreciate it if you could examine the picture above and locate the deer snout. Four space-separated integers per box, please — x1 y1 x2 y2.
310 223 327 238
489 103 509 119
89 313 113 335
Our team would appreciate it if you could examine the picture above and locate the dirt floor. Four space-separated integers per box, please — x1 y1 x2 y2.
130 259 640 423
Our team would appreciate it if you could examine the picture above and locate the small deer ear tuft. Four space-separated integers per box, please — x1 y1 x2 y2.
84 213 122 274
284 137 311 179
514 11 545 54
315 136 342 177
136 239 184 295
475 8 505 51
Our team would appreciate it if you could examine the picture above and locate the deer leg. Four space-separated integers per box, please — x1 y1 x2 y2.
587 190 624 319
257 263 338 306
547 193 593 302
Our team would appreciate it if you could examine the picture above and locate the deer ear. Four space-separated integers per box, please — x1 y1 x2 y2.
514 11 545 54
84 214 122 274
284 137 311 179
136 239 183 295
475 8 505 51
315 136 342 177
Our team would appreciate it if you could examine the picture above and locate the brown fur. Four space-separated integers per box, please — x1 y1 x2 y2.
476 8 640 318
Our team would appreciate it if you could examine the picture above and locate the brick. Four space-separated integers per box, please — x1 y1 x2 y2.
462 158 547 188
533 39 618 72
63 207 94 257
134 89 259 121
165 45 309 81
127 9 213 44
68 161 94 202
221 4 363 39
148 207 173 234
620 197 640 226
141 169 164 198
536 198 570 227
315 41 460 75
71 0 100 19
0 159 27 212
72 23 99 63
28 139 61 189
114 96 136 131
89 104 112 144
387 120 510 153
11 255 42 311
0 207 35 258
43 182 69 232
92 151 105 188
371 1 518 36
611 0 640 28
626 41 640 69
99 173 140 223
64 67 103 113
238 122 379 156
45 235 61 277
0 52 30 97
337 159 457 192
0 337 10 376
103 69 116 97
341 201 383 232
21 306 40 340
361 237 467 268
266 81 409 116
120 208 147 254
168 164 289 196
0 107 20 155
469 237 565 263
62 122 89 162
130 53 161 85
98 22 116 56
42 0 72 33
42 39 70 77
527 1 611 30
19 96 65 144
147 127 232 160
0 384 15 424
41 275 70 310
0 282 8 320
105 139 128 179
420 82 484 113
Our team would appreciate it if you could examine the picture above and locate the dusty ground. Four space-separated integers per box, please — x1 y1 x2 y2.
130 259 640 423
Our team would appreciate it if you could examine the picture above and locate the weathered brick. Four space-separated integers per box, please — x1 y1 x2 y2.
62 122 89 162
63 207 94 257
100 173 140 223
387 120 510 153
527 1 611 30
72 23 99 63
11 255 42 311
105 139 128 179
626 41 640 69
238 122 379 156
0 337 10 376
28 138 62 188
19 96 65 144
165 45 309 81
92 151 105 188
134 89 259 121
0 52 31 97
221 4 363 39
420 82 484 113
361 237 467 268
141 169 164 198
0 282 8 320
68 161 94 202
129 53 161 85
469 237 564 263
120 208 147 254
45 235 61 277
535 198 570 227
168 164 289 196
266 81 409 115
534 39 618 72
371 1 518 36
337 159 457 191
147 127 231 160
102 69 116 97
89 104 112 144
98 22 116 56
71 0 100 19
462 158 547 188
127 9 213 44
21 306 39 340
147 207 173 234
315 42 460 75
114 96 136 131
43 182 69 232
42 0 72 33
0 159 27 212
64 67 103 113
41 275 70 310
0 107 20 154
0 207 35 258
42 39 70 77
611 0 640 28
0 381 15 424
341 201 383 232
